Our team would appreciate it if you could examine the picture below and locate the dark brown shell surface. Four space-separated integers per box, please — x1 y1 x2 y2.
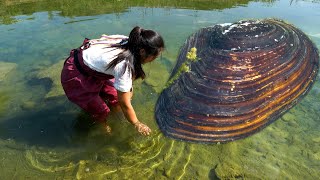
155 19 319 143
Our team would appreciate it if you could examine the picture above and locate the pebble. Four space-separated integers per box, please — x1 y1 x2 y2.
282 113 295 122
20 101 36 110
312 137 320 143
85 168 90 172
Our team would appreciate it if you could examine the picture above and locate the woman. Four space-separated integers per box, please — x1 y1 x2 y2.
61 26 165 136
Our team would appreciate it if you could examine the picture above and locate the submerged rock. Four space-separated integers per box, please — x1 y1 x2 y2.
0 61 17 81
36 60 65 98
20 101 36 110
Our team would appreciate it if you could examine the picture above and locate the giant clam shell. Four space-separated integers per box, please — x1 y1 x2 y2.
155 19 319 143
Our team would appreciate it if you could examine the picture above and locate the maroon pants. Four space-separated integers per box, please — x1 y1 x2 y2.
61 42 117 122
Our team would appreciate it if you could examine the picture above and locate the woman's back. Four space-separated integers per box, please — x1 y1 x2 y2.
82 34 128 75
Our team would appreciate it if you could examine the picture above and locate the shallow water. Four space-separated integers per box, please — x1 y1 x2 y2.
0 0 320 179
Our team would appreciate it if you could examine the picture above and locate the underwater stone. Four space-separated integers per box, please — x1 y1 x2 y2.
36 60 65 98
312 137 320 143
0 61 17 81
20 101 36 110
155 19 319 143
281 113 296 122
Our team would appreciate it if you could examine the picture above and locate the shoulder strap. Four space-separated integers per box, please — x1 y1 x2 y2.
89 35 128 48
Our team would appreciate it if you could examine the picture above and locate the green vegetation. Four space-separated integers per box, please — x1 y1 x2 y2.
0 0 276 24
166 47 199 88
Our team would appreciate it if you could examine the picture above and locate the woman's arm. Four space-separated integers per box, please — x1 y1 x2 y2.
117 90 151 136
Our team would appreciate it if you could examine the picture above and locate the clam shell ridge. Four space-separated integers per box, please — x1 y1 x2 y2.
155 19 319 143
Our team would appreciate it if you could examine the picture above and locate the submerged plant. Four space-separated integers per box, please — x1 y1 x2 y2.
186 47 197 61
165 47 199 88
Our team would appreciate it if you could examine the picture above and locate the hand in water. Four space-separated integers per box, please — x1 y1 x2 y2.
134 121 151 136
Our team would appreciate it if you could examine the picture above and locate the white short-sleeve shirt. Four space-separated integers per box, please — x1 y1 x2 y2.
82 35 133 92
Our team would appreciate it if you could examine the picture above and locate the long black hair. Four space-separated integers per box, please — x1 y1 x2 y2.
106 26 165 80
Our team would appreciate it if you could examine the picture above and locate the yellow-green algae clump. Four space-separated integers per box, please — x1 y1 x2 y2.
166 47 199 87
186 47 198 61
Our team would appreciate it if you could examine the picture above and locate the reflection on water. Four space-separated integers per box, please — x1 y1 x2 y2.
0 0 279 25
0 0 320 179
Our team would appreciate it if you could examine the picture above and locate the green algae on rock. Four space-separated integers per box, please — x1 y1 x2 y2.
36 60 65 98
0 61 17 81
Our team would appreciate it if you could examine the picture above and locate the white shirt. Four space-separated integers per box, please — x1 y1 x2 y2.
82 35 133 92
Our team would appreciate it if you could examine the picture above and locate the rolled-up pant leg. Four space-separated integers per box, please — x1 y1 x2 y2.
85 95 110 122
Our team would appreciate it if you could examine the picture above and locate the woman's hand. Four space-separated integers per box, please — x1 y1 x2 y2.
133 121 151 136
118 90 151 136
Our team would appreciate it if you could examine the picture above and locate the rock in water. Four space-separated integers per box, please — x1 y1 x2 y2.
155 19 319 143
0 61 17 81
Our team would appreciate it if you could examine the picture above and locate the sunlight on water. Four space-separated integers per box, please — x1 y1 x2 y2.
0 0 320 179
